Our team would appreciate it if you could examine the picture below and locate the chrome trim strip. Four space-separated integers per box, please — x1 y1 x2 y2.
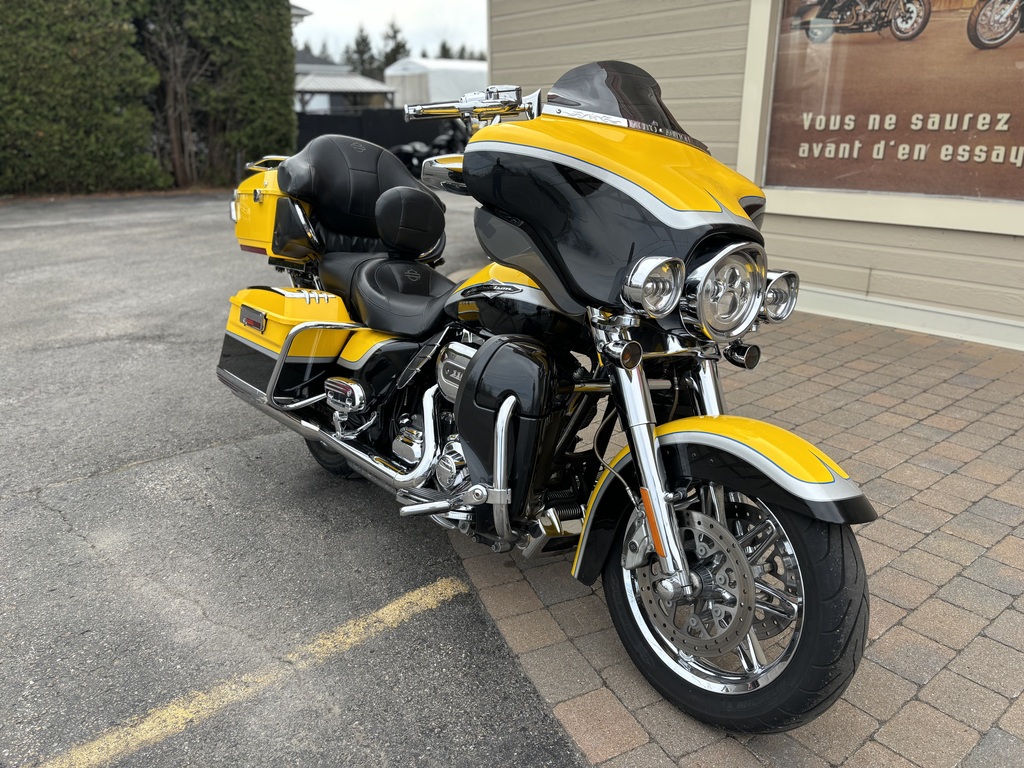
466 140 758 233
544 106 710 153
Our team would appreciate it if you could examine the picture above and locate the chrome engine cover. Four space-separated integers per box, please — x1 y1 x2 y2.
436 341 477 402
391 416 424 467
435 439 468 490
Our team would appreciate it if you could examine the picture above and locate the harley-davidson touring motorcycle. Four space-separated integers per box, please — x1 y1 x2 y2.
219 61 874 733
967 0 1023 49
793 0 931 42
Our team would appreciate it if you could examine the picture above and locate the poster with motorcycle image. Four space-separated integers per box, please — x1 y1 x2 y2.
765 0 1024 202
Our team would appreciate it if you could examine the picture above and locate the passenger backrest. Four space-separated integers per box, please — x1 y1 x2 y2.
277 135 444 244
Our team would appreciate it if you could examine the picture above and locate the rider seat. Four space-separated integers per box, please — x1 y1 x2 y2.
278 136 454 338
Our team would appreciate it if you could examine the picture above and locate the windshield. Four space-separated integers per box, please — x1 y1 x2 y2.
546 61 708 153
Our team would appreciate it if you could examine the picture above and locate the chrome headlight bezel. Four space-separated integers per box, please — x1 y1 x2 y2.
621 256 686 319
761 270 800 324
682 242 767 342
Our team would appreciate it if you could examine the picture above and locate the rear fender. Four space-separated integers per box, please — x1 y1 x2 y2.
571 415 876 585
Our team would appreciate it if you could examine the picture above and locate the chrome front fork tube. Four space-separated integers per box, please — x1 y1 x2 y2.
591 312 696 601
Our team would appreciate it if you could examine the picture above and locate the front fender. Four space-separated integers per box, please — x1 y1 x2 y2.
571 415 876 585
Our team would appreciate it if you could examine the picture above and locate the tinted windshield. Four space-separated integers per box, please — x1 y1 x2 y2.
546 61 708 152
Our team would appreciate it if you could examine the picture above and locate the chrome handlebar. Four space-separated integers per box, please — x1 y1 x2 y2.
405 85 541 123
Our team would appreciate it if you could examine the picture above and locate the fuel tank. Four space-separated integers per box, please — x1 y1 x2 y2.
445 264 586 348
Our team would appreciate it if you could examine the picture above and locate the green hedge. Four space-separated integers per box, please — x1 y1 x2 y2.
0 0 169 194
0 0 296 195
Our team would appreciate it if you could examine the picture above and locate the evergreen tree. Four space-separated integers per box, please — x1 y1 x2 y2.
380 21 409 69
0 0 168 193
344 26 381 79
188 1 296 185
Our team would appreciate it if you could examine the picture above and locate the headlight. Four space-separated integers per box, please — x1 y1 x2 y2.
761 270 800 323
621 256 685 319
682 242 767 342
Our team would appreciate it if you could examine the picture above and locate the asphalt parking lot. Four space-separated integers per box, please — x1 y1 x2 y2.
3 191 1023 768
0 193 585 767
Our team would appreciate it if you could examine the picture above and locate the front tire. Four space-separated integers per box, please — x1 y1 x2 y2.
890 0 931 40
967 0 1021 49
603 489 868 733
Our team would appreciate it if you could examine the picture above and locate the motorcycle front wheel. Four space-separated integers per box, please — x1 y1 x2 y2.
967 0 1021 49
603 484 868 733
890 0 931 40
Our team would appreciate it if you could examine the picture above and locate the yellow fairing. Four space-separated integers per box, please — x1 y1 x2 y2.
471 115 763 221
226 287 352 360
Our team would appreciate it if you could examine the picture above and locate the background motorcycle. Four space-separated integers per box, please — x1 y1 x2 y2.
389 119 469 177
967 0 1023 48
220 62 875 733
794 0 931 42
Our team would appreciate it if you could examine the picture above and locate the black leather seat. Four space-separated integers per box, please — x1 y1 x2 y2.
280 138 455 338
350 259 454 337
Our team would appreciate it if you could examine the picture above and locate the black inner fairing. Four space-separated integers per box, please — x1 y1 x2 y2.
463 151 739 308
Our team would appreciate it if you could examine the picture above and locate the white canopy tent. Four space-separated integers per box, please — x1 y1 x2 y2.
384 58 488 109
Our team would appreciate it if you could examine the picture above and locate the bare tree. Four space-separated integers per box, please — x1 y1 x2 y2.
139 1 210 186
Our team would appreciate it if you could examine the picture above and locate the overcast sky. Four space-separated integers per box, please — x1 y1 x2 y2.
292 0 489 61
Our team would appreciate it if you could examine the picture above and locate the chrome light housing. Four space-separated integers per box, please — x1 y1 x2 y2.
621 256 685 318
682 242 767 342
761 270 800 323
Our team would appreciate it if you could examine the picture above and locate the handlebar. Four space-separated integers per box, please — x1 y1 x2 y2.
405 85 541 123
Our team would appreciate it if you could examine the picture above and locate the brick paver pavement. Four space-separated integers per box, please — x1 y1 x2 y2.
450 311 1024 767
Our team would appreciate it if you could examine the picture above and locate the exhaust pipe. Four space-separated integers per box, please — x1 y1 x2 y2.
218 368 439 492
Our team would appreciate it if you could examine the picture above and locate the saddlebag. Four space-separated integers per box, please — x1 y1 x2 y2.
217 287 354 404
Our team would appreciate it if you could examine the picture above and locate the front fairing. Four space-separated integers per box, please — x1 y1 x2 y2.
462 114 764 309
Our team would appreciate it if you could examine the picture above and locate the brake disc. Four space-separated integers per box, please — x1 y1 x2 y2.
731 502 801 639
635 511 756 658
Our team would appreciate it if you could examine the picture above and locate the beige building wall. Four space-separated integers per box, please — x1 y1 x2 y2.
488 0 1024 350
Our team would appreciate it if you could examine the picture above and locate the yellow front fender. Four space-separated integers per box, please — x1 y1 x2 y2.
571 415 876 584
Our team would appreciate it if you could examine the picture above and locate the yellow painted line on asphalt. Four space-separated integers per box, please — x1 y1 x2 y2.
39 577 469 768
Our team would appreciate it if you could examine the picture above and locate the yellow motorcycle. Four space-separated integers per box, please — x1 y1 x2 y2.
220 61 874 733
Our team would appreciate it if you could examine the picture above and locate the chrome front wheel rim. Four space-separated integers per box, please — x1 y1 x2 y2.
621 494 806 694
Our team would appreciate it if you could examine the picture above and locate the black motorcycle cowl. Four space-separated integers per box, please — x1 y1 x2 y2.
464 154 746 310
454 336 557 534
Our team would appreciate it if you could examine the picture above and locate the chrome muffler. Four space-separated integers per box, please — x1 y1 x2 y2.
217 367 439 493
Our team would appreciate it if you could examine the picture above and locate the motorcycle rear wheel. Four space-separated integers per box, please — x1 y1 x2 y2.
967 0 1021 49
890 0 931 40
305 439 358 478
603 486 868 733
